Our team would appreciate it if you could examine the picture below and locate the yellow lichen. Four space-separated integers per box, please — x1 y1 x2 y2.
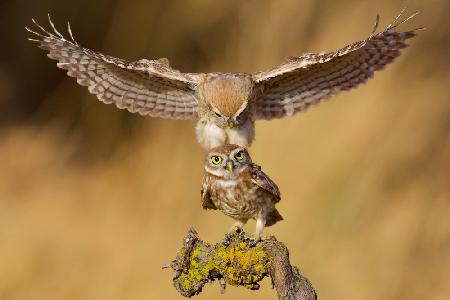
213 242 272 288
176 241 272 295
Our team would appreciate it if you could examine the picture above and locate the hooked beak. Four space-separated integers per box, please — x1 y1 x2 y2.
227 119 236 128
225 160 235 172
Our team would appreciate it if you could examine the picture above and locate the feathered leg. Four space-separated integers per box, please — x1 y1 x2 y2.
254 215 266 242
228 219 247 232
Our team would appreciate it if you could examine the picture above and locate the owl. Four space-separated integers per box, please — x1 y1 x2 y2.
201 144 282 242
27 12 420 149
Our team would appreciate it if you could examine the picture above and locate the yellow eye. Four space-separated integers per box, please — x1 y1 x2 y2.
211 155 222 165
235 151 245 161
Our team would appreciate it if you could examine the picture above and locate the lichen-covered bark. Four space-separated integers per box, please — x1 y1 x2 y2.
261 237 317 300
164 228 317 300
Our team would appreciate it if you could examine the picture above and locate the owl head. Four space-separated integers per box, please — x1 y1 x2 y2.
205 144 252 179
199 75 254 128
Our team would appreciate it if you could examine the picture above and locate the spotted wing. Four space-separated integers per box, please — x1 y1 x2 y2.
201 175 217 210
250 164 281 203
26 16 202 120
253 12 421 120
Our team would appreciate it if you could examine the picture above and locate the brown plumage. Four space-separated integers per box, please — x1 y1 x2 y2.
201 144 282 241
27 11 421 149
198 75 254 118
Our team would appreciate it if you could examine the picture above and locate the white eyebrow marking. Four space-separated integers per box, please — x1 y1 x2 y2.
233 100 248 119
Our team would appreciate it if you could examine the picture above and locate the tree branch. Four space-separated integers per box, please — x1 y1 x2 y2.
164 228 317 300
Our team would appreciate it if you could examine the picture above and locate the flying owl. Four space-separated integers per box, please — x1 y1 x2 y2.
27 12 420 149
201 144 282 242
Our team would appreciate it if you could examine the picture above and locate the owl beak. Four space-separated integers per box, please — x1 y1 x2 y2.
225 160 235 172
228 120 236 128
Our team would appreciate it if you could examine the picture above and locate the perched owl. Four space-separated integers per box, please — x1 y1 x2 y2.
201 144 282 242
27 12 420 149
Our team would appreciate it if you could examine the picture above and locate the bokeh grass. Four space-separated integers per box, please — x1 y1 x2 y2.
0 0 449 299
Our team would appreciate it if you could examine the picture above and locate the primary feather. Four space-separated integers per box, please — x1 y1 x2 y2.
252 11 422 119
26 15 200 120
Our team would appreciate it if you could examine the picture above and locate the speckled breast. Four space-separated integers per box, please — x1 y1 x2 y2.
210 179 270 220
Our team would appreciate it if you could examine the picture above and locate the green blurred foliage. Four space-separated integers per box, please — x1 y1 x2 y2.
0 0 449 299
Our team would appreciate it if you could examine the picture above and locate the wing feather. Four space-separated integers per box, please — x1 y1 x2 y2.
250 164 281 203
253 12 422 120
201 175 217 210
27 15 201 120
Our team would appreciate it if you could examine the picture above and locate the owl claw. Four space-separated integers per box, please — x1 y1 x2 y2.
222 225 243 246
221 233 232 246
249 238 261 247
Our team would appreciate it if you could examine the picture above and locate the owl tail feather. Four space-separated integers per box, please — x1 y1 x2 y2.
266 209 283 227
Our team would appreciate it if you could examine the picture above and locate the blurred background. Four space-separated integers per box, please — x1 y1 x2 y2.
0 0 449 299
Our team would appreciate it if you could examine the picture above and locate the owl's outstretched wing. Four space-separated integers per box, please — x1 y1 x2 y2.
27 15 202 120
253 11 422 120
250 164 281 203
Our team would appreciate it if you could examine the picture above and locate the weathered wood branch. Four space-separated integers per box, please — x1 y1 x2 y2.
164 228 317 300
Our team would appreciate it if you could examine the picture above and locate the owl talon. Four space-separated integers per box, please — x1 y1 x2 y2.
233 226 242 233
221 233 232 246
249 238 261 247
228 220 247 234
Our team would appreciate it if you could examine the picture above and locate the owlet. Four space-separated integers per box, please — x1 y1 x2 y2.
201 144 282 241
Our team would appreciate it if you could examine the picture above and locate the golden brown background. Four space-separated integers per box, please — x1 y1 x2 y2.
0 0 449 299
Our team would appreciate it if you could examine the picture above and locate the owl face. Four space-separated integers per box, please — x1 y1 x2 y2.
205 144 252 179
209 105 249 128
199 75 254 129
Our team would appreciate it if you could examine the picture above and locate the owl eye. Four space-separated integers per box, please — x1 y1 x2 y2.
234 151 245 161
213 111 222 118
211 155 222 165
235 109 245 118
